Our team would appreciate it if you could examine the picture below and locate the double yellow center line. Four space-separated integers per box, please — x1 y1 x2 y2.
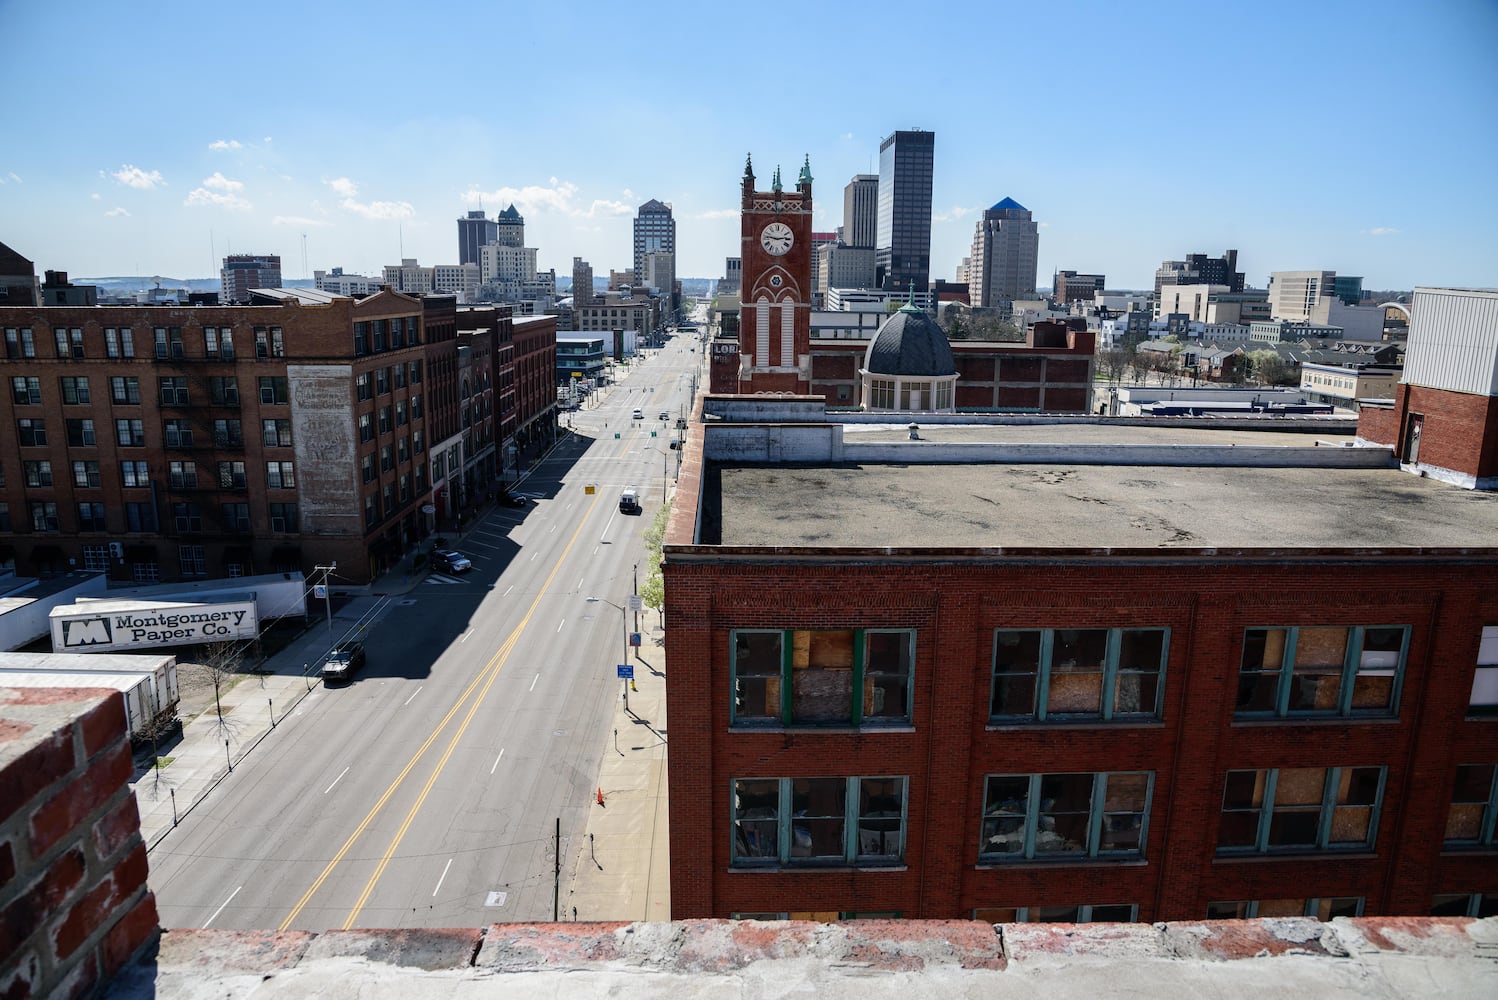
279 491 598 930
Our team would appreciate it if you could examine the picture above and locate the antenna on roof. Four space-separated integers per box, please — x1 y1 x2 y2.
399 224 404 259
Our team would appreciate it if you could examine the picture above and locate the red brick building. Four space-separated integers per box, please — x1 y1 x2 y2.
710 159 1094 412
663 399 1498 922
0 288 556 583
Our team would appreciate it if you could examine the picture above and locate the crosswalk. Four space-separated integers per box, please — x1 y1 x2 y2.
425 573 469 586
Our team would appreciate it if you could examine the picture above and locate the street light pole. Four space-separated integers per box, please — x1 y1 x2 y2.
314 562 336 634
587 597 632 713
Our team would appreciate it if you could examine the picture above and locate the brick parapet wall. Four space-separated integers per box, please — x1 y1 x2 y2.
0 687 158 999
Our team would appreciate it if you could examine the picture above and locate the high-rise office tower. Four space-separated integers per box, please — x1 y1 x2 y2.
875 130 934 292
843 174 878 249
572 257 595 307
457 210 497 266
1154 250 1244 296
967 198 1038 307
495 205 524 248
633 199 675 286
220 254 281 305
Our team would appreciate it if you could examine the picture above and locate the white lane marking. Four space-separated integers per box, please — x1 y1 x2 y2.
503 585 514 596
324 766 350 795
433 858 453 898
529 674 539 692
577 577 584 592
530 552 539 561
202 886 242 929
549 524 556 533
490 748 505 774
556 618 565 632
404 686 423 706
459 628 473 644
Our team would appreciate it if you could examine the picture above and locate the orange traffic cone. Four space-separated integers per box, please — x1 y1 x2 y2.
596 787 605 806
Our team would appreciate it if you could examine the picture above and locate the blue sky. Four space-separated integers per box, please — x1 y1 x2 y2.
2 0 1495 290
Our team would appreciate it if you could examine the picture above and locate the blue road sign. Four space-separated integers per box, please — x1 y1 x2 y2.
629 632 642 647
616 664 634 679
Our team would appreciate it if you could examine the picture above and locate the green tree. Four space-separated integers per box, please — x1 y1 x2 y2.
640 505 670 626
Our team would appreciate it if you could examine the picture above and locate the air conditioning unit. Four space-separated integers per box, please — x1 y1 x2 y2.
108 542 124 560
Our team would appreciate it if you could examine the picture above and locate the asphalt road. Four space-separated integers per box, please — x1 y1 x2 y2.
148 332 702 930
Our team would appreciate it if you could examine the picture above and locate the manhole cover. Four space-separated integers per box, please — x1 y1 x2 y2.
485 891 508 908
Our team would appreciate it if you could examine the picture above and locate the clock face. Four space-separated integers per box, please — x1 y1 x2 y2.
760 222 793 256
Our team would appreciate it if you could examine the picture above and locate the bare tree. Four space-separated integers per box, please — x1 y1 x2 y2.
1098 348 1129 384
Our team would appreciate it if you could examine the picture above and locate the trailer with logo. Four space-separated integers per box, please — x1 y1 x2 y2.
49 594 258 654
0 651 180 745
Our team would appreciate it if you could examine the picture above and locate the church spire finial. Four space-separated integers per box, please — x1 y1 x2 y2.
798 154 812 186
744 152 753 178
772 165 782 194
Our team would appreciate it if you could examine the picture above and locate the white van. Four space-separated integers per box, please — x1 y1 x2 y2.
632 407 643 420
619 486 641 514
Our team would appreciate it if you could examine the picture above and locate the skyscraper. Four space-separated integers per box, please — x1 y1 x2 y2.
457 210 497 266
495 205 524 248
1154 250 1244 296
967 198 1038 307
633 199 675 288
842 174 878 249
572 257 595 307
220 253 281 305
875 130 934 292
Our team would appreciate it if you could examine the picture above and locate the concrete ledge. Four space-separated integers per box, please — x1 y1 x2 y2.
108 918 1498 998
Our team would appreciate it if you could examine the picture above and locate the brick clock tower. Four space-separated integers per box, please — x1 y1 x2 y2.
724 154 814 394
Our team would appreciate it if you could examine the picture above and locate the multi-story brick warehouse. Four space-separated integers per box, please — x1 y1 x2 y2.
662 399 1498 922
0 289 556 584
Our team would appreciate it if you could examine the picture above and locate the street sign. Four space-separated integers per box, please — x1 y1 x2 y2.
585 484 596 495
421 504 435 514
628 595 643 612
629 632 642 647
616 664 633 678
314 584 327 599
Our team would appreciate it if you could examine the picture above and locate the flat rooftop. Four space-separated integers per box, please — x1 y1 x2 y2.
702 463 1498 551
840 421 1354 447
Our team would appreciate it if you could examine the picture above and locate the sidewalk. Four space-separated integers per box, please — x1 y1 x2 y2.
132 461 671 923
564 632 670 922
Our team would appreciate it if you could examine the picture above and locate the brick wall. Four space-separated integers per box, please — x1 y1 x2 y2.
0 686 157 998
663 556 1498 921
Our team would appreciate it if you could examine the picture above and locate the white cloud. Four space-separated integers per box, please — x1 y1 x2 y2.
90 193 101 200
203 171 244 192
104 207 130 217
695 208 739 220
1365 226 1400 236
841 132 853 140
327 176 359 197
621 188 636 201
263 136 273 144
463 178 631 219
184 185 252 211
0 172 18 184
208 139 243 151
932 205 977 223
112 164 164 189
272 215 332 228
341 199 415 220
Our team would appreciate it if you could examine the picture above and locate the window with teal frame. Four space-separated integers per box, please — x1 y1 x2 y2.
731 776 907 867
990 628 1167 722
730 628 913 727
1444 764 1498 848
979 772 1152 861
1236 625 1409 717
1216 766 1385 854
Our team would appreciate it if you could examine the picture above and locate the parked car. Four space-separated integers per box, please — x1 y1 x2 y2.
430 549 472 573
320 641 366 682
497 492 529 508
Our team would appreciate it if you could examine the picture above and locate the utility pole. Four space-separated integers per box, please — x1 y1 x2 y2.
314 562 337 633
553 816 560 921
633 563 639 636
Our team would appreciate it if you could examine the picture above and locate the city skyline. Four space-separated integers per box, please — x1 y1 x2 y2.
2 1 1495 290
